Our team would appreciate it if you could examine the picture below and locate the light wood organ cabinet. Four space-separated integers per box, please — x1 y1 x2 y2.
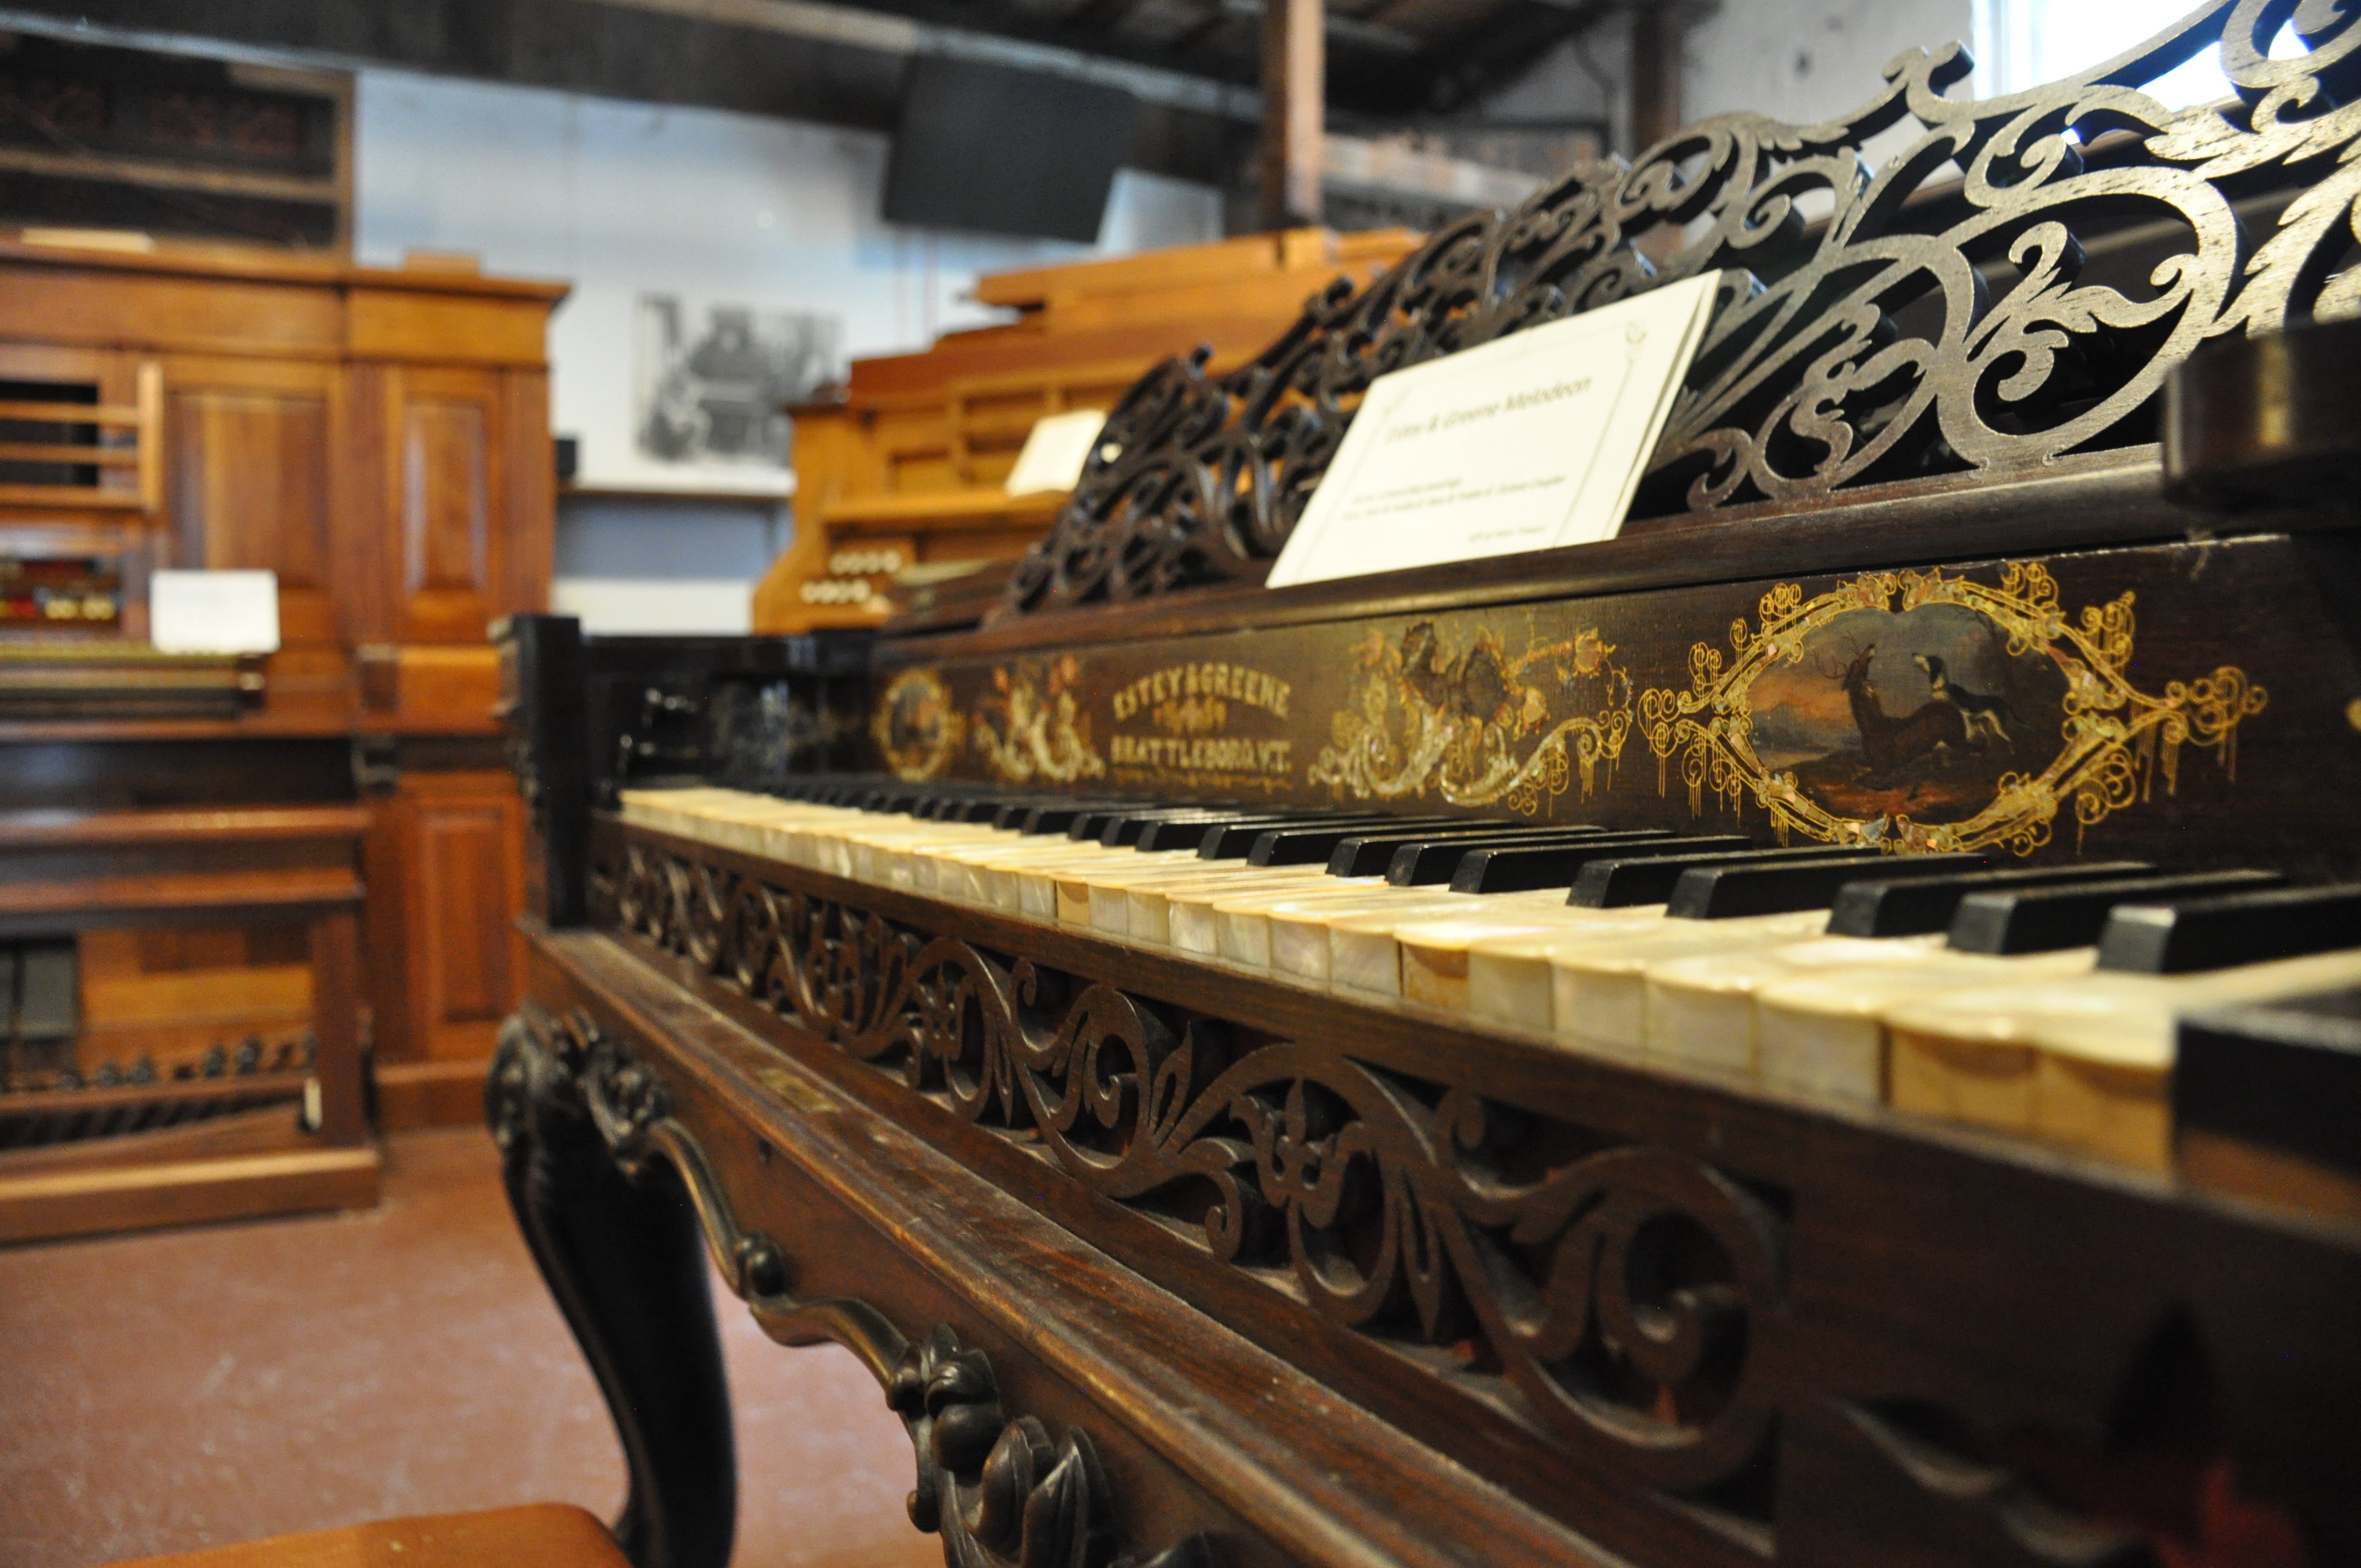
0 238 565 1235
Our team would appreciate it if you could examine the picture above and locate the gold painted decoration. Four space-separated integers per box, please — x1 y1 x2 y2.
971 656 1107 785
873 667 962 782
1310 619 1633 815
1640 563 2267 853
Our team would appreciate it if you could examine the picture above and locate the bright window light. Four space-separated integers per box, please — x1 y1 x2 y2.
1974 0 2304 106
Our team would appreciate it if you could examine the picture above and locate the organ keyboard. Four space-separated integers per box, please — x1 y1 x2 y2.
491 12 2361 1568
617 778 2361 1175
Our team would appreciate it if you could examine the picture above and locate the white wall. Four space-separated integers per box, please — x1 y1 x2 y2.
356 66 1223 489
352 67 1223 630
1475 0 1971 167
1684 0 1973 129
1480 16 1631 157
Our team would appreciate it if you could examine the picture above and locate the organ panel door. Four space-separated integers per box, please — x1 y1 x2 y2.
384 364 506 644
164 356 341 646
161 355 352 728
368 768 528 1065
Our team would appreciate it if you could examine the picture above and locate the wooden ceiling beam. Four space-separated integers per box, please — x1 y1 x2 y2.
1258 0 1324 228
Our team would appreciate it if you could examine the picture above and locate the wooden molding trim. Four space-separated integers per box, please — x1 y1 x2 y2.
0 1143 379 1243
372 1057 493 1132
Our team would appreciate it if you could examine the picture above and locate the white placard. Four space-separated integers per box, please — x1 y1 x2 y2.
150 570 280 655
1004 409 1112 496
1266 273 1722 588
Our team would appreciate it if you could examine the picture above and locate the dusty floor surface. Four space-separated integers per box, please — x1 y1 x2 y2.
0 1126 941 1568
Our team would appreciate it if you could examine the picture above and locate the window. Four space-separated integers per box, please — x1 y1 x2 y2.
1972 0 2288 106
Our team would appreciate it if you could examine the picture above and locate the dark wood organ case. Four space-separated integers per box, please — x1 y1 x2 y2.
494 10 2361 1568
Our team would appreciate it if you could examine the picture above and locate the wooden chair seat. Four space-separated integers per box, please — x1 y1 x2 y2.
112 1504 629 1568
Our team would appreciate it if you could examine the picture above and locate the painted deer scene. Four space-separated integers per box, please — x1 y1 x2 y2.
1744 602 2067 824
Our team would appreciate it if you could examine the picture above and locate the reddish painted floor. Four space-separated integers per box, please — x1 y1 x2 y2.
0 1127 943 1568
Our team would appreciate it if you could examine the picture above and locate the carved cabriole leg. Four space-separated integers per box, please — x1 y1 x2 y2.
488 1009 736 1568
499 998 1215 1568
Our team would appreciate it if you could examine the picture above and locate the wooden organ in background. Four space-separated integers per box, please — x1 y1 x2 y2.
0 238 562 1240
498 7 2361 1568
751 227 1416 633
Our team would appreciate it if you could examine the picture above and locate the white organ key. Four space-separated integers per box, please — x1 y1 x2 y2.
1128 867 1342 946
1879 948 2361 1162
1641 935 1950 1075
1752 949 2096 1104
1386 905 1663 1009
1539 913 1834 1057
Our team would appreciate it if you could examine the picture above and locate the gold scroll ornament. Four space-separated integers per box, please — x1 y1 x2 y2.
970 656 1108 786
1310 620 1634 815
1639 563 2266 853
874 667 964 782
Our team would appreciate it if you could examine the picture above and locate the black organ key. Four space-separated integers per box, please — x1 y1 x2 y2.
1068 805 1160 840
1667 851 1995 921
2097 883 2361 974
1451 832 1740 895
1101 808 1239 847
2175 987 2361 1199
1571 845 1873 908
1948 869 2285 955
1826 861 2157 938
1161 812 1392 856
1351 826 1602 883
1245 816 1468 867
1332 825 1552 880
1389 829 1636 887
1199 815 1399 859
1136 813 1290 851
1079 803 1256 845
1013 801 1124 834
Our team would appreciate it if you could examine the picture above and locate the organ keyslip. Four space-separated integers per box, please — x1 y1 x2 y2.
492 12 2361 1568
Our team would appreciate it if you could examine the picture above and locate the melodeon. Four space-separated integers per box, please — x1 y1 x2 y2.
493 12 2361 1568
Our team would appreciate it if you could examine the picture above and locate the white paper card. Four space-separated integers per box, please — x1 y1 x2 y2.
1266 272 1721 588
1004 409 1112 496
150 570 280 654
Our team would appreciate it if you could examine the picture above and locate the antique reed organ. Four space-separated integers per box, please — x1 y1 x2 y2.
494 11 2361 1568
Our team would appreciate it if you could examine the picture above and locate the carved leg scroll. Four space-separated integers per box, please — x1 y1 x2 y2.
499 999 1213 1568
488 1010 736 1568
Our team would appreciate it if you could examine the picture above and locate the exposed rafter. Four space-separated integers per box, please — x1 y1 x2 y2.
1395 0 1623 114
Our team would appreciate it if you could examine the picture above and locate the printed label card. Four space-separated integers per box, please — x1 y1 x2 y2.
1266 271 1722 588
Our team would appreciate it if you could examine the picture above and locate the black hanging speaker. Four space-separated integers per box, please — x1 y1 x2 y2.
883 57 1134 243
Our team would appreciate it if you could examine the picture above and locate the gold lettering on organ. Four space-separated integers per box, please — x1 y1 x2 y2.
1111 734 1294 775
1112 664 1291 723
1108 662 1296 781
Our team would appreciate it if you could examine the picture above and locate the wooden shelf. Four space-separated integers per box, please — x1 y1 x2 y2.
559 482 792 507
818 486 1068 534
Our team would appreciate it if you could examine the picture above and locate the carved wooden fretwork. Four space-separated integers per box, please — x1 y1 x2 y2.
1003 0 2361 615
598 840 1790 1512
493 1000 1212 1568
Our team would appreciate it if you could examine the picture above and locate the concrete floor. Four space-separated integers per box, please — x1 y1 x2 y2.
0 1128 944 1568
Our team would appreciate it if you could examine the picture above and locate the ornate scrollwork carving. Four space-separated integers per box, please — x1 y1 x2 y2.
601 843 1791 1505
1637 560 2266 853
1005 0 2361 616
499 1001 1210 1568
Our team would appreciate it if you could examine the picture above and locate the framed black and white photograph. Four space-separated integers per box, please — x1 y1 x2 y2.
632 294 844 479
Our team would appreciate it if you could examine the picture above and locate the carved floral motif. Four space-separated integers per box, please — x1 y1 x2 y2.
1309 619 1634 814
597 841 1789 1504
970 657 1107 786
1005 0 2361 615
